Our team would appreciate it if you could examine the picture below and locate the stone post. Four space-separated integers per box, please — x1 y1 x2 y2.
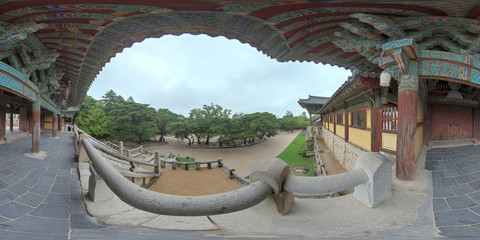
154 151 160 173
354 152 394 208
77 134 91 163
119 141 124 155
0 90 5 143
195 161 201 170
250 158 294 215
31 96 41 153
88 165 114 202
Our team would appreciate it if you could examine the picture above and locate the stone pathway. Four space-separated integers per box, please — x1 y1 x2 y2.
3 131 480 239
426 145 480 238
0 131 94 240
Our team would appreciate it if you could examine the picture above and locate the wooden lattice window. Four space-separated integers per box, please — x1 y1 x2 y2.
329 115 333 123
382 106 398 132
351 110 366 128
337 113 344 125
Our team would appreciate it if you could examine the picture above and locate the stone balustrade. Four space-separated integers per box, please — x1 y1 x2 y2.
80 136 394 216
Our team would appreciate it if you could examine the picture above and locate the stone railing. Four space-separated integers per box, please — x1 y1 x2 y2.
100 140 155 158
74 128 161 186
160 156 250 186
313 133 327 177
80 133 395 215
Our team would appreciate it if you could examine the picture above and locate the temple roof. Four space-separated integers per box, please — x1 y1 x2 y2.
2 1 480 108
298 95 329 114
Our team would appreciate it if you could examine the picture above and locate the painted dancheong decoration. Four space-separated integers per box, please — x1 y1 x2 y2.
1 1 480 178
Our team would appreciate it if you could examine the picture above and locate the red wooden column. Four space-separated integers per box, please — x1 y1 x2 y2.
345 111 349 142
58 114 62 131
28 106 33 133
396 62 419 180
19 106 28 132
51 114 57 138
40 111 44 130
32 97 41 153
0 90 5 143
372 106 383 152
474 107 479 143
9 112 13 132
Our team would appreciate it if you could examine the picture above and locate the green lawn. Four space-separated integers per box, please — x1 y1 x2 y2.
277 132 315 176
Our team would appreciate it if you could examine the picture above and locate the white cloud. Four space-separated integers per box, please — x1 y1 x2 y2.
88 34 350 117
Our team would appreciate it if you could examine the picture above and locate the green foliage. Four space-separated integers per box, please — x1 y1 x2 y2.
75 91 287 146
280 111 310 131
103 100 158 143
189 103 231 144
277 132 314 176
102 89 124 112
74 95 107 138
156 108 181 142
167 117 195 145
240 112 279 142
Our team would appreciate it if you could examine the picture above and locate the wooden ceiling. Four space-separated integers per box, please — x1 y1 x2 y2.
1 1 480 107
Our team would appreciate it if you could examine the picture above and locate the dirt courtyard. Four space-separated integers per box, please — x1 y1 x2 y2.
144 130 348 196
147 168 243 196
145 130 301 177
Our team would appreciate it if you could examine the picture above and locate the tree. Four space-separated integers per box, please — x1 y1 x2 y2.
167 117 196 146
74 95 107 138
156 108 180 142
240 112 279 143
103 100 158 143
280 111 309 131
189 103 231 144
102 89 124 111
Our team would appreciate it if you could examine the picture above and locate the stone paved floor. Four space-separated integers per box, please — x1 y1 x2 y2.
2 131 479 239
426 145 480 238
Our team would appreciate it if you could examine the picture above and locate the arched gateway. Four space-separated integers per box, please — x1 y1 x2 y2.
1 1 479 180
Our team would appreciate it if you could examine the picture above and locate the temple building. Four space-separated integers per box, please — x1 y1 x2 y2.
298 95 329 126
1 1 480 182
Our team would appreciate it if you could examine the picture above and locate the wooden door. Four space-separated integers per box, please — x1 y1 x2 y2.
431 104 473 140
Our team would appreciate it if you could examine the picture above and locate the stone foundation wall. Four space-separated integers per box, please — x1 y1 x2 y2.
320 128 365 171
333 136 346 167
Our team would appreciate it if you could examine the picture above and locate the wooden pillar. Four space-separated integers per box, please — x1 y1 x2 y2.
28 105 33 133
372 107 382 152
40 110 44 130
0 91 5 143
32 97 41 153
58 114 62 131
19 106 27 132
424 101 432 145
9 112 13 132
396 62 419 180
474 107 479 143
51 114 57 138
345 111 349 142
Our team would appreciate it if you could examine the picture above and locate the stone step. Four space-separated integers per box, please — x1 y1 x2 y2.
429 138 476 148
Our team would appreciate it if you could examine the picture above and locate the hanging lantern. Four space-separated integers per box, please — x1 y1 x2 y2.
380 71 391 87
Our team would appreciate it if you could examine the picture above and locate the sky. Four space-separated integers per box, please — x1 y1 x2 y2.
88 34 351 117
